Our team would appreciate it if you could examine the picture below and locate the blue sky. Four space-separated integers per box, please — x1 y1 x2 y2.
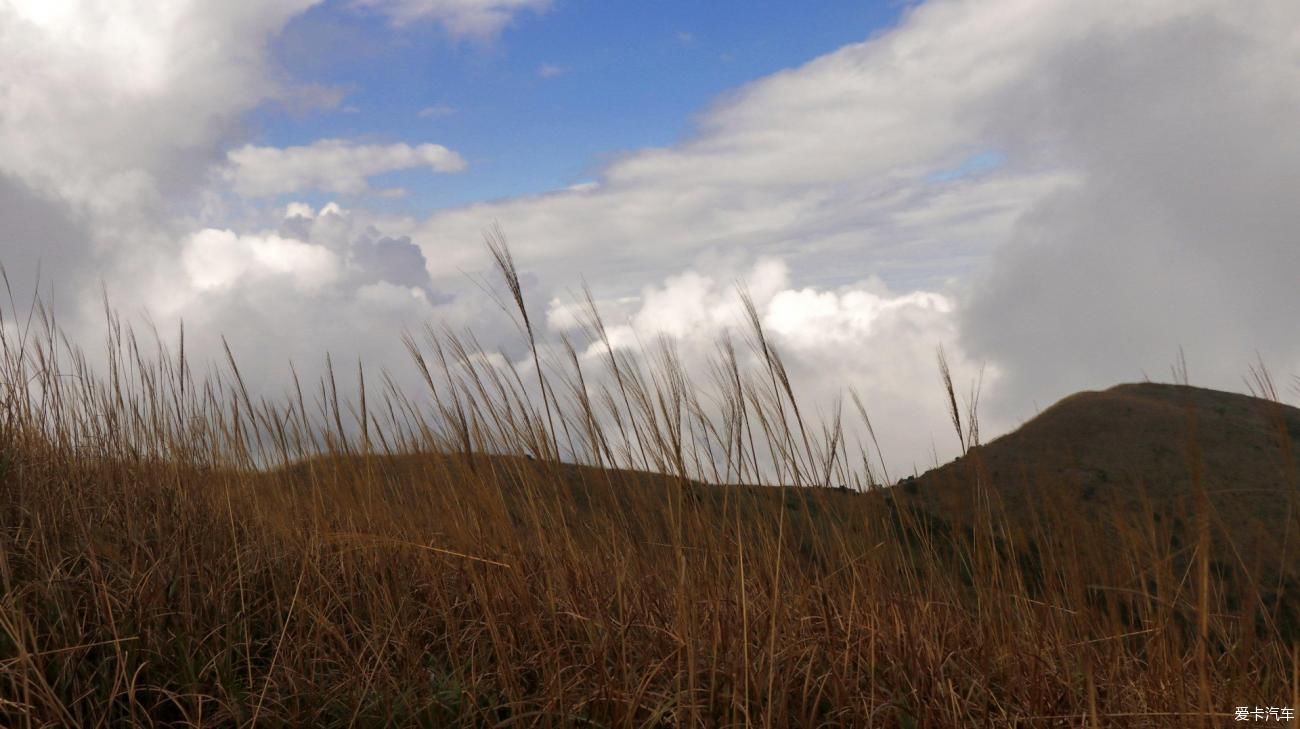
253 0 907 212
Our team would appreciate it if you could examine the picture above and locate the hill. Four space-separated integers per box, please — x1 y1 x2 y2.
261 381 1300 599
892 382 1300 630
255 449 876 570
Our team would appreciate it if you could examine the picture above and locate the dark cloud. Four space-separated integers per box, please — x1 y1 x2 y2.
962 9 1300 419
351 235 449 304
0 172 96 316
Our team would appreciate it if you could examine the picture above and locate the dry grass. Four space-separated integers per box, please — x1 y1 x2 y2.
0 247 1296 728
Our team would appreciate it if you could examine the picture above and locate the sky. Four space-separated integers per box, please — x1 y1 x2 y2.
2 0 1299 477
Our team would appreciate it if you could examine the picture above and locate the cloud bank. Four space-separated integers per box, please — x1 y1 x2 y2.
224 139 467 197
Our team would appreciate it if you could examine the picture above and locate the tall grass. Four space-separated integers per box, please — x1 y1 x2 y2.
0 243 1296 727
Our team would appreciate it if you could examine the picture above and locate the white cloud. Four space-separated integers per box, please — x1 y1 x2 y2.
0 0 324 325
223 139 467 197
137 203 454 412
354 0 548 37
0 0 318 220
417 104 457 119
284 201 316 219
183 228 341 292
536 63 566 78
543 257 991 477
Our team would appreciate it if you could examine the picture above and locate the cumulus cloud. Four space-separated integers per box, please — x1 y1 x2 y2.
0 1 316 213
141 202 456 413
176 203 442 303
543 257 991 477
247 201 445 304
354 0 548 37
350 235 447 303
223 139 467 197
0 0 322 328
182 228 342 293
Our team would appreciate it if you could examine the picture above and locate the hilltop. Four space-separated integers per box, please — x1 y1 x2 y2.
892 382 1300 629
899 382 1298 529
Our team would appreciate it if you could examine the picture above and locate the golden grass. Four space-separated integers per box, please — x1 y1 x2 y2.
0 249 1296 727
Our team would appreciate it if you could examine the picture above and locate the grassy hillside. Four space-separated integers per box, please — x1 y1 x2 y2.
901 382 1300 533
894 382 1300 642
1 249 1297 727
